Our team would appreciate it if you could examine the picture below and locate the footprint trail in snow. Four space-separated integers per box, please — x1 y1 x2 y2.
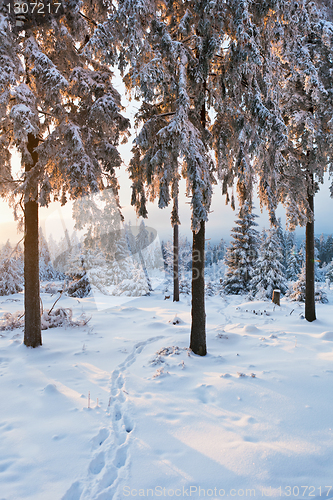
62 335 164 500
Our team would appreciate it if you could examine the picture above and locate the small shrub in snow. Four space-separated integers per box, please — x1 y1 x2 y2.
288 265 328 303
314 287 329 304
205 279 223 296
0 311 24 331
41 308 90 329
150 346 183 365
44 282 63 294
67 273 91 298
179 277 191 295
113 264 149 296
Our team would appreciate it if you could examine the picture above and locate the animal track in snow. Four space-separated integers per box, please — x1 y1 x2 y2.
62 335 164 500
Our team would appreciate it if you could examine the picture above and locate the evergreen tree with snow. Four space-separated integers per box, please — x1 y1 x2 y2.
289 264 328 303
276 218 287 268
0 2 129 346
136 219 153 292
251 226 288 300
0 240 23 295
288 264 307 303
285 231 296 262
325 259 333 283
39 228 60 281
164 235 192 295
223 202 259 295
286 245 301 282
263 1 333 320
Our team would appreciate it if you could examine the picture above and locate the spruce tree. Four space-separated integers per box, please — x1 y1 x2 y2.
286 245 301 282
289 263 328 304
325 259 333 283
260 1 333 320
136 219 153 293
251 226 288 300
0 2 129 346
223 202 259 295
0 240 23 295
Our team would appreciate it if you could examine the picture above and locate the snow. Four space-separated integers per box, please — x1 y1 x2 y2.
1 285 333 499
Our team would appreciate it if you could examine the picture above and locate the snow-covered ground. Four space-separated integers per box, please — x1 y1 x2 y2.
1 285 333 500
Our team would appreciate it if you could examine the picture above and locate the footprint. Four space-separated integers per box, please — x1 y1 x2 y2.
52 434 66 441
113 445 128 468
123 414 134 433
135 345 144 354
195 384 217 404
117 391 125 403
99 465 117 489
113 405 122 421
117 374 124 389
61 481 83 500
91 428 109 449
89 452 105 475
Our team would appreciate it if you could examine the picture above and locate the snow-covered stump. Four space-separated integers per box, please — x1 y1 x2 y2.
272 289 281 306
326 278 331 290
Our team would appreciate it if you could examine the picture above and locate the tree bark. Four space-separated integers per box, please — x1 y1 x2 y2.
189 77 207 356
190 220 206 356
272 289 280 306
305 175 316 322
173 223 179 302
24 134 42 347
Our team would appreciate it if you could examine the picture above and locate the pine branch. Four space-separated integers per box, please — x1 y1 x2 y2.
79 11 98 27
154 111 176 118
0 177 20 184
37 108 55 117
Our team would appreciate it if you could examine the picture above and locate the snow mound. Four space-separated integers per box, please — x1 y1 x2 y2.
242 325 260 333
320 331 333 341
43 384 59 395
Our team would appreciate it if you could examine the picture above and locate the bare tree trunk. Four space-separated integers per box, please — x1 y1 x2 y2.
173 223 179 302
189 78 207 356
24 134 42 347
305 175 316 322
190 220 206 356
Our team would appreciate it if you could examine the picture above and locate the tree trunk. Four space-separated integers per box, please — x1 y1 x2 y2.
272 289 280 306
189 77 207 356
24 134 42 347
305 175 316 322
173 223 179 302
190 220 206 356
